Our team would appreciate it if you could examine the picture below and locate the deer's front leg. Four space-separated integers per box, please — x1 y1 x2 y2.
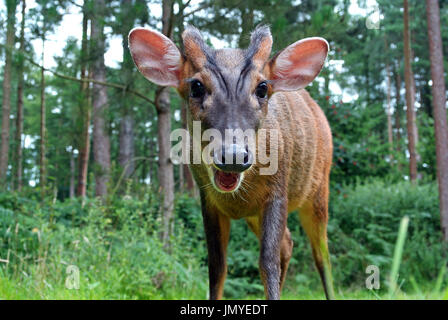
201 197 230 300
259 197 288 300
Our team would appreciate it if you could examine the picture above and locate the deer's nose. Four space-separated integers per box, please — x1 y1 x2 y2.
213 144 253 173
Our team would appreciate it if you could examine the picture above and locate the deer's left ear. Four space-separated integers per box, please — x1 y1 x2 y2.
268 37 329 91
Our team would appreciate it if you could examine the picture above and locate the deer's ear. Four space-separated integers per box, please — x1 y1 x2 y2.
128 28 182 87
269 37 329 91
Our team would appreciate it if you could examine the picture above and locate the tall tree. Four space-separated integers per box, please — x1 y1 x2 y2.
384 37 394 160
403 0 419 182
116 0 148 181
29 0 64 195
40 35 47 195
392 62 402 154
91 0 111 198
76 0 91 197
426 0 448 241
0 0 17 185
156 0 175 246
15 0 26 191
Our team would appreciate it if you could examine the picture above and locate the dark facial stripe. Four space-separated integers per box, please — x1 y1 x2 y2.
236 59 254 93
207 60 231 97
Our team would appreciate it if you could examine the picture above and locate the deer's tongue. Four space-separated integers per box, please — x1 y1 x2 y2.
214 170 240 192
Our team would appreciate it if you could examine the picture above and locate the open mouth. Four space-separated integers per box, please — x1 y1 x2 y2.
213 168 241 192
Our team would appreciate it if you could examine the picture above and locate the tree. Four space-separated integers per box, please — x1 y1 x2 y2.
29 0 65 195
91 0 111 198
156 0 175 246
426 0 448 241
403 0 419 182
384 37 394 161
15 0 26 191
115 0 148 181
76 0 92 197
0 0 18 185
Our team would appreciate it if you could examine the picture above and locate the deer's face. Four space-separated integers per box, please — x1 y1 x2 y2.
129 26 328 193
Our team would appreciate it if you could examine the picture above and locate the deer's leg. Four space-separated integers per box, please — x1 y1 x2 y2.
246 217 293 293
279 227 293 291
258 198 288 300
201 198 230 300
298 184 335 300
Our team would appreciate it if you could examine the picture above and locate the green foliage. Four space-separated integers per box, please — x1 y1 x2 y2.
0 192 207 299
2 179 446 299
328 179 446 292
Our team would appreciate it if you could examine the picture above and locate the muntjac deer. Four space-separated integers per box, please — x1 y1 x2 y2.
128 25 335 300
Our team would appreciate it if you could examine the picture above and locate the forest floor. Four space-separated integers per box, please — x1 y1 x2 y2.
1 275 446 300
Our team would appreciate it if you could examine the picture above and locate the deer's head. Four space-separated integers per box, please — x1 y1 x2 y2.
129 25 328 193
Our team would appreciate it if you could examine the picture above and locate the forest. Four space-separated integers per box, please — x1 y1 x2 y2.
0 0 448 300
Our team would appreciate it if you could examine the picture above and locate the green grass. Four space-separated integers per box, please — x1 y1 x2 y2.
1 180 447 300
1 271 447 300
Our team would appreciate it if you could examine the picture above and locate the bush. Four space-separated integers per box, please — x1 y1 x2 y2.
0 193 206 299
0 178 446 299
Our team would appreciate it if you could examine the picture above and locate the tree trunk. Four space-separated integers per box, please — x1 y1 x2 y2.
118 0 136 181
393 62 402 153
384 38 394 161
70 150 76 198
91 0 111 198
15 0 25 191
181 101 195 193
403 0 418 183
156 0 175 246
156 87 175 246
118 114 135 178
76 2 91 197
40 40 47 195
0 0 17 185
426 0 448 241
238 4 254 48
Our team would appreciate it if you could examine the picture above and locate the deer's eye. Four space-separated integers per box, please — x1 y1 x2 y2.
255 81 268 98
190 80 205 98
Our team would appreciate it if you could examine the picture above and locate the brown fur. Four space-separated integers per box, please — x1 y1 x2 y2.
180 45 334 300
128 26 334 300
188 89 333 217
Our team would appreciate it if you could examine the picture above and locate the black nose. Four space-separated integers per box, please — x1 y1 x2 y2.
213 144 253 173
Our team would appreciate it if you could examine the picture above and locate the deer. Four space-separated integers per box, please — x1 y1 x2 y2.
128 25 335 300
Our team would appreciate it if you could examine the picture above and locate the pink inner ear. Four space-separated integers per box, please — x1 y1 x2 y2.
271 38 328 91
129 28 181 87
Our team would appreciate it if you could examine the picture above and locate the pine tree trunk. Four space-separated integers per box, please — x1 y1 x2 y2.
76 2 91 197
70 150 75 198
238 4 254 48
393 63 402 153
157 0 175 246
385 38 394 160
118 114 135 178
386 63 394 160
156 87 175 246
426 0 448 241
118 0 136 181
403 0 418 183
15 0 25 191
91 0 111 198
0 0 16 185
40 40 47 195
181 101 195 193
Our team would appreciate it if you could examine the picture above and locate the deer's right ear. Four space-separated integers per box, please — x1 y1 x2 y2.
128 28 182 87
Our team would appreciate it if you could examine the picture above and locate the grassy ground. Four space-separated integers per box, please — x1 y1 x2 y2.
1 273 447 300
1 182 447 300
